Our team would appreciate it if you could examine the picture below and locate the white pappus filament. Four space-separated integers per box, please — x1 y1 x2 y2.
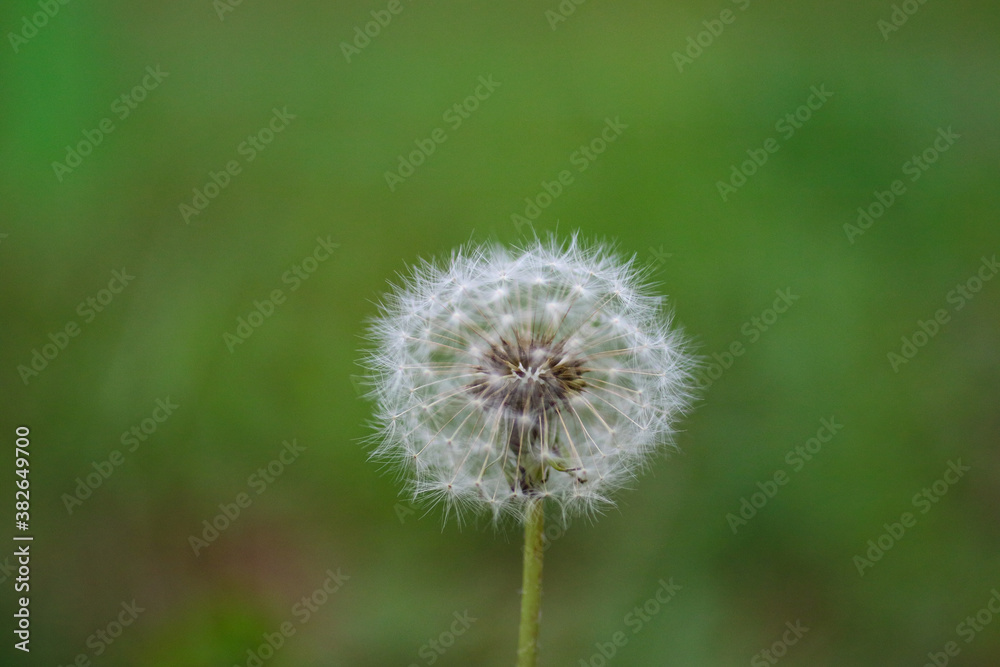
362 234 697 524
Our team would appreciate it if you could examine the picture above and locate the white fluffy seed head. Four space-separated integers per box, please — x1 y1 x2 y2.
362 235 697 525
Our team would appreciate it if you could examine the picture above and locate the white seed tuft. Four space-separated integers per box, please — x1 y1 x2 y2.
362 234 697 525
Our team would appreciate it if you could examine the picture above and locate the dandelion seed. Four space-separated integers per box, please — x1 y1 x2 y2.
363 234 697 525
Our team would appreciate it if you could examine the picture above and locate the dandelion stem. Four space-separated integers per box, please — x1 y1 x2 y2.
517 498 545 667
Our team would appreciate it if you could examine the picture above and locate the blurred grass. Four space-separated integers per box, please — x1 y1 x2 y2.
2 0 999 665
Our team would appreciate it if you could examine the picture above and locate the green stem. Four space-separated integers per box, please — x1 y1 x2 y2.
517 499 545 667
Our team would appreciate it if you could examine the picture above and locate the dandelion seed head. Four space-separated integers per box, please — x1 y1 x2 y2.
363 234 697 524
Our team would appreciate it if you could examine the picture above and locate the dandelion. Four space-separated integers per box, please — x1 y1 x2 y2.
362 234 696 666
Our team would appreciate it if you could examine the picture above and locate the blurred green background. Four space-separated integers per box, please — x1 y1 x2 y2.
2 1 999 665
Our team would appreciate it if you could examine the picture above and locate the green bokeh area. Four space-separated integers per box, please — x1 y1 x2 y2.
2 1 999 665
